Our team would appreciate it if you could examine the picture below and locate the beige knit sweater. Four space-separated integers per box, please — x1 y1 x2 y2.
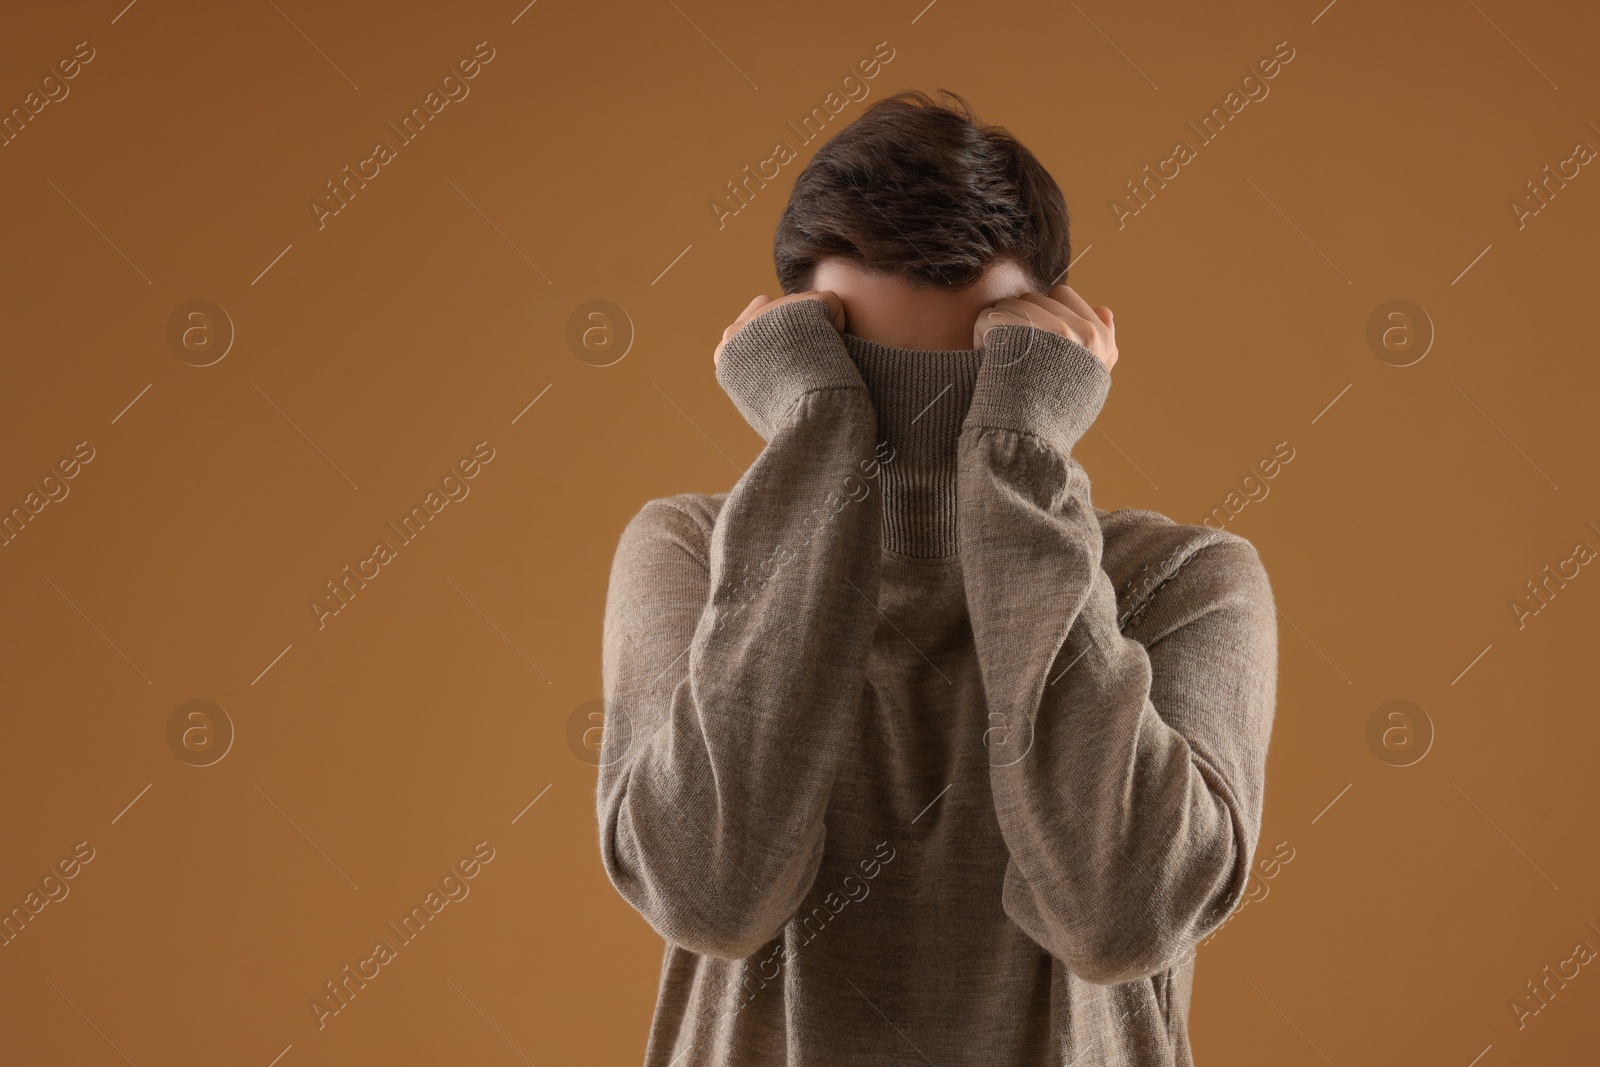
598 297 1279 1066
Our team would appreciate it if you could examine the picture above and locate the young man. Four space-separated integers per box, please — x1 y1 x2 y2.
598 89 1278 1066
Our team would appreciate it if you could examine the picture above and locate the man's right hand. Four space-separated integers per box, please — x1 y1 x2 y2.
713 290 847 365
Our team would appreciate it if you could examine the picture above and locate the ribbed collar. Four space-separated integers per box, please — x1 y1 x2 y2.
840 332 984 560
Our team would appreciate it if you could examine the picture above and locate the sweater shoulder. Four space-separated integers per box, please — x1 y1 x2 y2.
636 490 727 530
1094 505 1268 633
616 491 729 568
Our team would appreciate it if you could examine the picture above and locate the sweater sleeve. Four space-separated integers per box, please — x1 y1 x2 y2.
957 324 1279 986
596 298 884 960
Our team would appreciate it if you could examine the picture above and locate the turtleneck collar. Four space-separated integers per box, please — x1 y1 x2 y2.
840 332 984 561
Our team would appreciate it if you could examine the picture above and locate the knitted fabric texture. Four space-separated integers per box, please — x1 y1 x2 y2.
598 297 1279 1066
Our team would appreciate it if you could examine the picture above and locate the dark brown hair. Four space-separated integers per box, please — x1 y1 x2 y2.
774 89 1070 294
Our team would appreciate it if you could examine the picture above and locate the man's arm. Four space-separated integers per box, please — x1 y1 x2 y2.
958 323 1278 986
597 297 883 960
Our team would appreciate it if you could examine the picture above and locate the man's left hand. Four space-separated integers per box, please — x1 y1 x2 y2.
973 284 1117 373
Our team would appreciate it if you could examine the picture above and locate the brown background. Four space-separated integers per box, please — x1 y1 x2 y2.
2 0 1597 1064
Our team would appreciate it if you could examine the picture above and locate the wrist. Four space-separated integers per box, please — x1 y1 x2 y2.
962 324 1111 457
714 298 865 441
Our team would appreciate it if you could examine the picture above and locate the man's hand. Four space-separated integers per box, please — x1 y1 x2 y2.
972 284 1117 372
714 290 847 365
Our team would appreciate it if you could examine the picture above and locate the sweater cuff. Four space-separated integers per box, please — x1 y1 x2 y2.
962 324 1111 458
714 298 866 442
